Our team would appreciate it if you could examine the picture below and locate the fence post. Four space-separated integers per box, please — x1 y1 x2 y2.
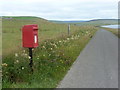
68 24 70 35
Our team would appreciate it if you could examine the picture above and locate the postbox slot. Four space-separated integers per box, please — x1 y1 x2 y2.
33 27 38 30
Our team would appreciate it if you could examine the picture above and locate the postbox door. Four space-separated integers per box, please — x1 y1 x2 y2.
22 26 34 48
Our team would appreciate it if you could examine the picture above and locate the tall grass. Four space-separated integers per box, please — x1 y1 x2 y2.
2 17 98 88
2 17 80 56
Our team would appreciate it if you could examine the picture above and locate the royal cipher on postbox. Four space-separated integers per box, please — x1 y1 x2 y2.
22 24 39 48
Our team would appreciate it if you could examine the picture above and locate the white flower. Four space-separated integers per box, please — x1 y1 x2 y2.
37 57 39 59
16 60 19 63
42 46 45 49
55 45 57 48
24 53 27 56
59 41 61 43
23 50 26 53
86 31 88 34
50 48 53 50
21 67 24 70
67 38 70 40
2 63 8 67
50 43 53 45
28 56 31 59
15 53 18 57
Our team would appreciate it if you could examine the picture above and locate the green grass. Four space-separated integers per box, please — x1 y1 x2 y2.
2 16 81 56
3 27 97 88
101 27 119 38
2 16 99 88
3 16 118 88
2 16 118 88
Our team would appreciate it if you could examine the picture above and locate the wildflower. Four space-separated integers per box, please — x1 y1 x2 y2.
55 45 57 48
67 38 70 40
54 44 57 47
50 42 53 45
23 50 26 53
42 46 45 49
6 72 8 74
24 53 28 56
49 54 51 56
15 53 18 57
21 67 24 70
60 60 63 63
43 54 45 57
50 48 53 50
2 63 8 67
37 57 39 59
86 31 88 34
28 56 31 59
59 41 62 43
16 60 19 63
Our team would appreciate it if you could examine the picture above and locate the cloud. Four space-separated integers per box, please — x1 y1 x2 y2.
0 0 119 20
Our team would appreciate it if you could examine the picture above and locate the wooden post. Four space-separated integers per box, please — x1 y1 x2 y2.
68 24 70 35
29 48 33 72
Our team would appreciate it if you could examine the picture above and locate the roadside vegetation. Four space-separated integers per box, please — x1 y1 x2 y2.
101 27 119 38
2 16 117 88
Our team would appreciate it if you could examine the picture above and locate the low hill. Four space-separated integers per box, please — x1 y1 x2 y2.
49 20 87 23
50 19 118 26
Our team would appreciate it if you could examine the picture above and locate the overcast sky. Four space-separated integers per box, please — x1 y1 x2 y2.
0 0 119 20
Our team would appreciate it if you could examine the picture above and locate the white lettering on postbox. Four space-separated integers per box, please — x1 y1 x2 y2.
34 35 37 43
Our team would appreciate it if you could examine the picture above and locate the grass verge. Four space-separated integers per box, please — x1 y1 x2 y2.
101 27 119 38
2 26 98 88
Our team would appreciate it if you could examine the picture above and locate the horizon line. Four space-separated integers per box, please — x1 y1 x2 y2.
1 16 118 21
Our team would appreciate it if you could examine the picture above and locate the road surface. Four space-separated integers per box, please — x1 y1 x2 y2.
57 29 118 88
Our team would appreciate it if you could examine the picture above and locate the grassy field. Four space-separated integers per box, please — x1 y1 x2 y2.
50 19 118 26
2 16 81 56
2 16 117 88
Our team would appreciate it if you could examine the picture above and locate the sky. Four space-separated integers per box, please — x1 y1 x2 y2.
0 0 119 20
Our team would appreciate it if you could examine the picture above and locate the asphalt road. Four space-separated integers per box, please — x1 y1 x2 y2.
57 29 118 88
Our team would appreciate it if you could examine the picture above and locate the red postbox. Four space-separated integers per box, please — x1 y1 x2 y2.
22 24 38 48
